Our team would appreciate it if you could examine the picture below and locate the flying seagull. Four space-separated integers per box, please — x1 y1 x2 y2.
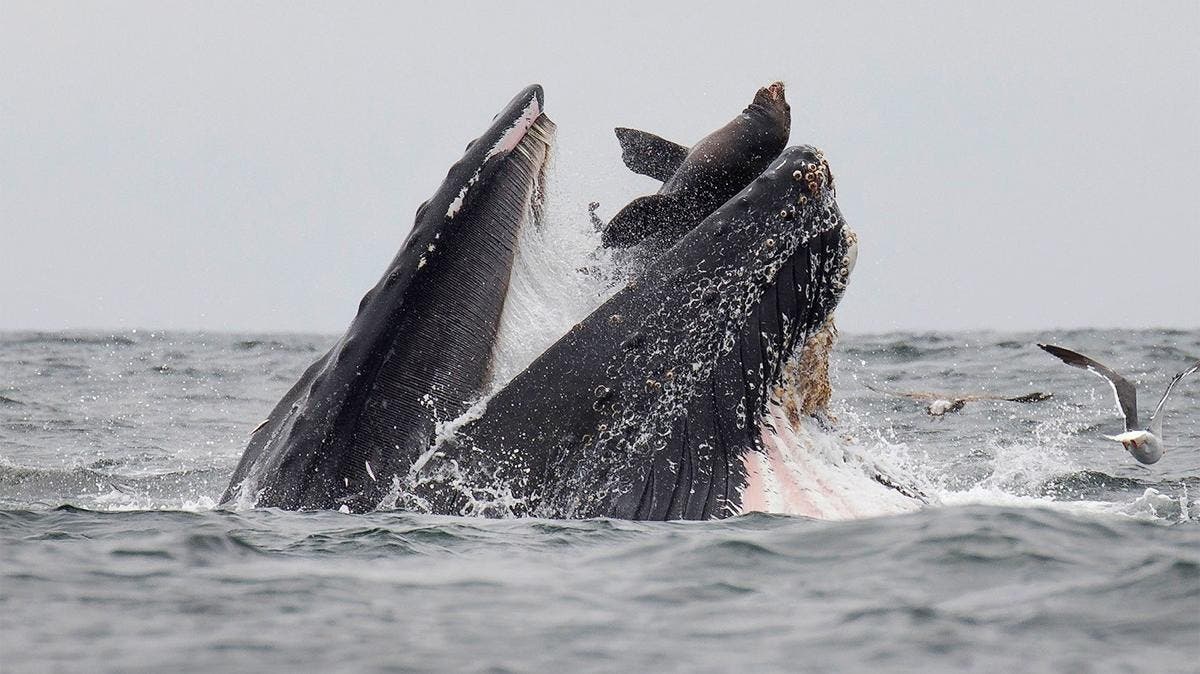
1038 343 1200 464
867 385 1052 417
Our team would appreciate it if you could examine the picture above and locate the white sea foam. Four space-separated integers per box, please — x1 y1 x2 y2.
488 158 620 390
833 396 1195 524
93 487 219 512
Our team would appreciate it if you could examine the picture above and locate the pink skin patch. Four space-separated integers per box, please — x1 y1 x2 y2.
741 452 769 513
486 97 541 159
739 406 832 518
737 403 918 520
446 95 542 219
763 427 821 514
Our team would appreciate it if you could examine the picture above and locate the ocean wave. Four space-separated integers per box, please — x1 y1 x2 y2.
1 332 139 347
0 462 227 511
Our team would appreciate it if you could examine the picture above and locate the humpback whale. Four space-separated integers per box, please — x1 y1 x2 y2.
597 81 791 253
221 85 555 511
405 146 866 519
221 84 915 519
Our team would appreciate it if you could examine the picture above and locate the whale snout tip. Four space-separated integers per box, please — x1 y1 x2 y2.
509 84 544 113
527 84 544 107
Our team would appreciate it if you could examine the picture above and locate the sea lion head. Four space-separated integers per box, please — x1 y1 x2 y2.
749 80 791 136
754 81 787 106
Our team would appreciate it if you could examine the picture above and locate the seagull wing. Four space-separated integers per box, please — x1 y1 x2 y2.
1147 359 1200 438
866 384 940 401
1002 391 1054 403
959 391 1053 403
1038 344 1138 431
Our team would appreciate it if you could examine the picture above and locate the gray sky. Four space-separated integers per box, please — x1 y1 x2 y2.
2 2 1197 334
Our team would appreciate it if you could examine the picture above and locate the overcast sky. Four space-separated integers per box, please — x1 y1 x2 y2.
2 2 1197 334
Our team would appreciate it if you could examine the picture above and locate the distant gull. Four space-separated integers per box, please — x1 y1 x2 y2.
867 384 1052 417
1038 343 1200 464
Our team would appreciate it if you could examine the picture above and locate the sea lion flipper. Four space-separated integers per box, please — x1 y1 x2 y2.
601 194 684 248
614 128 689 183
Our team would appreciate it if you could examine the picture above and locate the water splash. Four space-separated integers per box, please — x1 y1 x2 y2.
488 160 620 390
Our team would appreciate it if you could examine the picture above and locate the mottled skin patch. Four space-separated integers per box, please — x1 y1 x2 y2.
784 316 838 422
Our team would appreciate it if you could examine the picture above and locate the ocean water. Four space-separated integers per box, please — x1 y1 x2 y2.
2 329 1198 672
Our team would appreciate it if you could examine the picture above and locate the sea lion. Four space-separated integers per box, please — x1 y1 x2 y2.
597 81 791 254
